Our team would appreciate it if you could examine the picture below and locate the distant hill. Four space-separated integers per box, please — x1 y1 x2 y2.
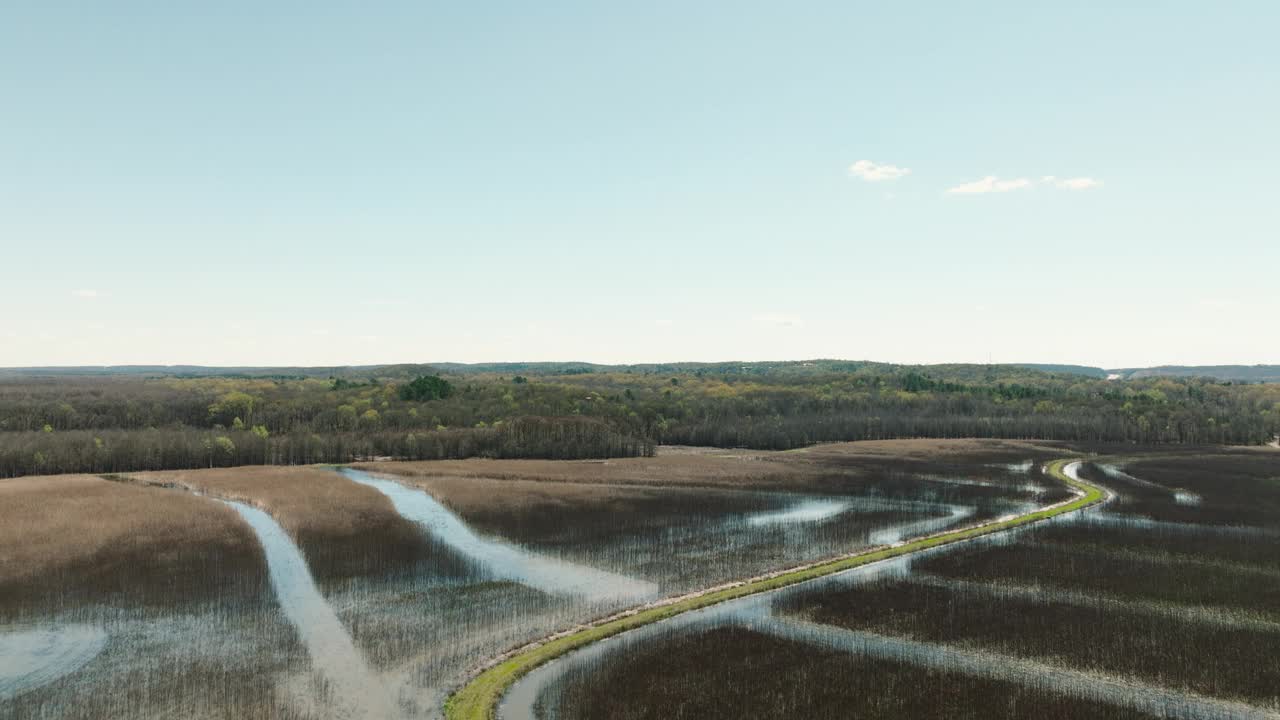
1011 364 1109 378
1108 365 1280 383
2 361 1276 383
0 364 442 380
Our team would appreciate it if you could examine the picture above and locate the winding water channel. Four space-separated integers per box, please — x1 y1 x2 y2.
342 469 660 603
221 499 397 720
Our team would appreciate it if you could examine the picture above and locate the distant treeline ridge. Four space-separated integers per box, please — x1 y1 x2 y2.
1 362 1276 477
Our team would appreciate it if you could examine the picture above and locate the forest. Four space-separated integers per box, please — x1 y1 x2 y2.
1 361 1277 477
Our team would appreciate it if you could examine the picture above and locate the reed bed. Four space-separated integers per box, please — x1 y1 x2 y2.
132 466 472 587
4 599 312 720
537 625 1160 720
387 470 1036 593
913 531 1280 618
0 474 264 614
1 475 313 719
775 577 1280 707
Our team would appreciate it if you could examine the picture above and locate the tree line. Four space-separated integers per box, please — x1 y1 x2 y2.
1 366 1276 477
0 416 653 478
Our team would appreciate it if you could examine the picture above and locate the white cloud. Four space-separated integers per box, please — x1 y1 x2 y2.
848 160 910 182
73 289 99 298
946 176 1033 195
1042 176 1102 190
947 175 1103 195
752 312 803 328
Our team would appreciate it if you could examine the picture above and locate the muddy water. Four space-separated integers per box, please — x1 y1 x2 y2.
0 624 107 701
341 469 658 603
221 500 396 720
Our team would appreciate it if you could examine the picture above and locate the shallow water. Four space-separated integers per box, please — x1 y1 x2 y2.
910 574 1280 633
1097 463 1167 490
747 614 1274 720
517 465 1280 720
341 469 658 603
745 498 851 526
1174 491 1203 506
0 624 107 701
502 535 973 720
221 499 396 720
1079 513 1280 538
869 503 975 545
503 475 1118 720
981 460 1035 474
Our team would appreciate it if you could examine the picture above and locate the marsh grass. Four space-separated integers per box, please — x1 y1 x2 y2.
0 474 265 615
4 600 313 720
385 469 1036 594
775 576 1280 706
132 466 474 588
445 458 1103 720
356 451 815 491
1119 455 1280 528
337 454 1048 714
0 475 315 719
3 443 1101 719
537 625 1161 720
1033 520 1280 570
914 532 1280 618
360 438 1067 493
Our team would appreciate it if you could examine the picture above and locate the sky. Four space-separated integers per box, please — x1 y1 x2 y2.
3 1 1277 368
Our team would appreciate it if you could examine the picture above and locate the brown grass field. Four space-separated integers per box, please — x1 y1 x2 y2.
0 440 1099 612
795 438 1068 462
358 438 1066 492
0 474 265 613
358 450 813 490
131 465 469 584
387 474 726 518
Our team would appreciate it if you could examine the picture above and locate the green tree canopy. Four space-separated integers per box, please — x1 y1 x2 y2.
398 375 454 402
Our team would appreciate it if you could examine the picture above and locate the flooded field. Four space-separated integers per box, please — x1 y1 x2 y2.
517 450 1280 720
2 442 1275 719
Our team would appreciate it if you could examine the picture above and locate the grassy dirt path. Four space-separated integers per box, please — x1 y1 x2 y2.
444 458 1108 720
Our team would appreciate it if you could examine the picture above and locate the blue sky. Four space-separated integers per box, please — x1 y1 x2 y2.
3 1 1277 367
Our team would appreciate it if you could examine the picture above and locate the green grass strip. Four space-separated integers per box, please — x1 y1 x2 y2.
444 458 1105 720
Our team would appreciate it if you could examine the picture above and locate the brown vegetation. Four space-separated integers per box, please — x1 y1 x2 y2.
796 438 1067 462
361 438 1063 492
541 626 1160 720
357 441 1056 592
778 576 1280 706
131 465 469 585
357 450 812 490
0 474 264 614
